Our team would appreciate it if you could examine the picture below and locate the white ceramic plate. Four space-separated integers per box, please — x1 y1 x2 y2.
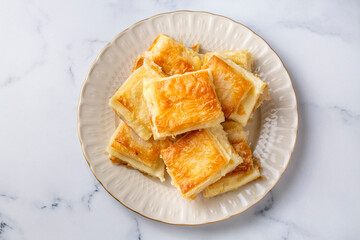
78 11 298 225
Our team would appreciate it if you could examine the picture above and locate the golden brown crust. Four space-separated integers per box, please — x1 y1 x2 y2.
110 122 168 165
204 50 254 72
221 120 253 177
117 95 133 112
203 55 253 118
109 156 134 169
202 121 262 198
110 60 165 140
203 155 261 198
237 104 246 115
191 43 200 52
143 34 202 76
131 55 144 72
147 70 223 135
253 157 262 172
110 156 168 180
161 130 227 194
224 139 252 176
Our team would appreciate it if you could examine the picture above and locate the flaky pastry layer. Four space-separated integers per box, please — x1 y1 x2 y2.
202 54 253 118
132 34 202 76
161 125 242 200
205 53 269 126
107 121 170 181
109 60 165 140
203 158 261 198
204 50 254 72
143 69 224 140
203 120 262 198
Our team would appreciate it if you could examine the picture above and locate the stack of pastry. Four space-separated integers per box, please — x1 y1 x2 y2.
106 34 268 200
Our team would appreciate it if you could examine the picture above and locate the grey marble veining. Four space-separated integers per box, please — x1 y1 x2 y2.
82 184 101 211
134 217 142 240
0 0 359 239
0 212 23 240
255 191 313 239
0 194 17 201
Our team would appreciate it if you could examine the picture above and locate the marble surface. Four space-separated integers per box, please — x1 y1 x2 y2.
0 0 359 239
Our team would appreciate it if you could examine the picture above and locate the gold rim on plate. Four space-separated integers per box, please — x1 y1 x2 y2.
77 10 299 226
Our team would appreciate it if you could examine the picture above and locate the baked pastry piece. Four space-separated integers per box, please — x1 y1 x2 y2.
203 120 262 198
203 54 268 126
204 49 254 72
143 69 224 140
161 125 243 200
106 120 170 181
132 34 202 76
109 60 165 140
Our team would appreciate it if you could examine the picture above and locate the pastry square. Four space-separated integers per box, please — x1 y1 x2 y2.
109 60 165 140
106 120 170 181
143 69 225 139
204 49 254 72
161 125 243 200
203 121 262 198
132 34 202 76
203 54 268 126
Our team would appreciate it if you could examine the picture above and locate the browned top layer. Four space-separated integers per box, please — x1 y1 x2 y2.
132 34 201 76
225 139 252 176
161 130 227 194
111 122 170 165
153 70 223 133
220 120 253 177
203 55 252 117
